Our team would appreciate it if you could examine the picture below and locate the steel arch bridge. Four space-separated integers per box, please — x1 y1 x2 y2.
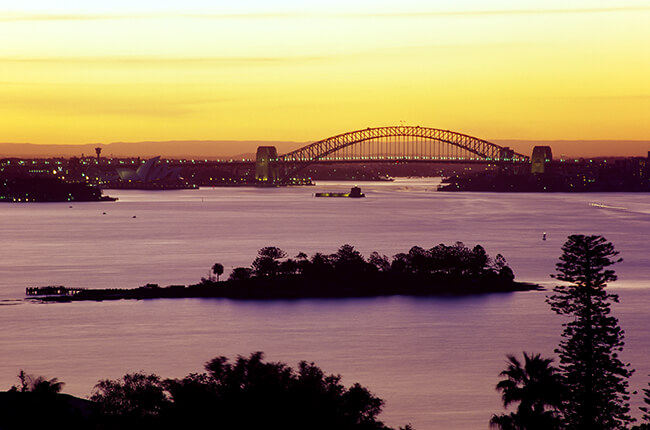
257 126 529 184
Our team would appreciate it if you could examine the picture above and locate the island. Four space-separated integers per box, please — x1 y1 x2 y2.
27 243 539 302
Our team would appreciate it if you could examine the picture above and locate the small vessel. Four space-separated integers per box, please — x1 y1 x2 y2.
315 186 365 198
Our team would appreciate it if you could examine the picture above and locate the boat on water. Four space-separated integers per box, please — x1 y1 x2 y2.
315 186 365 198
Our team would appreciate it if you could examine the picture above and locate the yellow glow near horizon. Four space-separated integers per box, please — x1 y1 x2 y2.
1 2 649 149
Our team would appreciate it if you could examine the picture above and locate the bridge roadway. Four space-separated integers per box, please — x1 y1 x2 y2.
171 157 513 167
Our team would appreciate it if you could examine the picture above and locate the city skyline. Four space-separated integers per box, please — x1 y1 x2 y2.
1 1 649 151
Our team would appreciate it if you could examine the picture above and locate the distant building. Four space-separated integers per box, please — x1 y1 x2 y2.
116 156 182 183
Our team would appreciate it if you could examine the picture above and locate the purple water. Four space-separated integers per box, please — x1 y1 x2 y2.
1 178 648 429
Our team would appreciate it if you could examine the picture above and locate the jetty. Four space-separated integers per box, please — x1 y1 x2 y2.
26 286 86 296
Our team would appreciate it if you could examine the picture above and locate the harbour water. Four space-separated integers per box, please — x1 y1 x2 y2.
1 178 649 428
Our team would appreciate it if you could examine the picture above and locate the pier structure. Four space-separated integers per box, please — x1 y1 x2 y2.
26 286 85 296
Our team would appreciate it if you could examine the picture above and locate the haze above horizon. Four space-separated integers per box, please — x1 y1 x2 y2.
1 1 648 153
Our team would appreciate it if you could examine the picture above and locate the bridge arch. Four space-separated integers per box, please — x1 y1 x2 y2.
258 126 529 183
281 126 527 162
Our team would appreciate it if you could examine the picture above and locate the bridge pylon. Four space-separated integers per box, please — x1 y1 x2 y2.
255 146 280 184
531 146 553 174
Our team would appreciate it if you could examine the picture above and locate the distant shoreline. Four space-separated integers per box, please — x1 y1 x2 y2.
27 276 542 303
2 139 649 159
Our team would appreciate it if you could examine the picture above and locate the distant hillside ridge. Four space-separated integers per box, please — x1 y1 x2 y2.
493 139 650 158
1 139 648 159
0 140 306 159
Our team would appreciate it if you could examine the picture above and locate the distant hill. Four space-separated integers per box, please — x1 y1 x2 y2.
494 140 650 159
0 140 306 159
0 139 648 159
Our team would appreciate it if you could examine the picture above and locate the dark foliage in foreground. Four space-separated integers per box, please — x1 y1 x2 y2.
0 354 412 430
9 370 65 395
640 377 650 424
0 371 92 430
490 353 564 430
161 352 396 430
492 235 638 430
632 380 650 430
548 235 633 429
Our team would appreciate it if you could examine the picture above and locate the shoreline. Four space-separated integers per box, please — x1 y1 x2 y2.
27 276 542 303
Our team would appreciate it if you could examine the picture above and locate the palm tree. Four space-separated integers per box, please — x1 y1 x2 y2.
211 263 224 282
13 370 64 394
30 376 65 394
490 352 563 430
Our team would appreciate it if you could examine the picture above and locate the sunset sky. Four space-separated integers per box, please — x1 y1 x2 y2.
1 1 649 150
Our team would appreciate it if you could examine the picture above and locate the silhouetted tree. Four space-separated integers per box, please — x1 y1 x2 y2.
448 242 471 275
11 370 64 394
492 254 508 273
469 244 490 275
632 376 650 429
166 352 396 430
332 244 369 275
490 352 563 430
369 252 391 272
390 252 410 274
14 370 29 392
3 372 89 430
252 246 287 277
498 264 515 282
295 251 308 260
406 246 430 274
306 252 335 278
295 251 310 274
279 258 299 275
643 377 650 423
426 242 473 275
164 372 220 429
228 267 252 281
3 355 411 430
427 244 447 273
29 376 65 395
257 246 287 260
211 263 224 282
91 372 170 426
547 234 633 429
216 243 517 297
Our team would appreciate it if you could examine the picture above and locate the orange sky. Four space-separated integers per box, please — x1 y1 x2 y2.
1 2 648 153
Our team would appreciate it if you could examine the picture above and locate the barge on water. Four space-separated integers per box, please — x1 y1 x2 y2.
315 186 365 198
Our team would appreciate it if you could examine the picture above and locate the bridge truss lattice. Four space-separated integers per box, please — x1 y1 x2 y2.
276 126 528 182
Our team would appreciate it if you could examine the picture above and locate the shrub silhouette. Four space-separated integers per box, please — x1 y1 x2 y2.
90 352 401 430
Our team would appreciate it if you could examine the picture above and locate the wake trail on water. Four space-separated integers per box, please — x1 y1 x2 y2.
589 202 650 216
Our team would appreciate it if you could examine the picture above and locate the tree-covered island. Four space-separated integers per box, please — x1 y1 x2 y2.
29 243 539 302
